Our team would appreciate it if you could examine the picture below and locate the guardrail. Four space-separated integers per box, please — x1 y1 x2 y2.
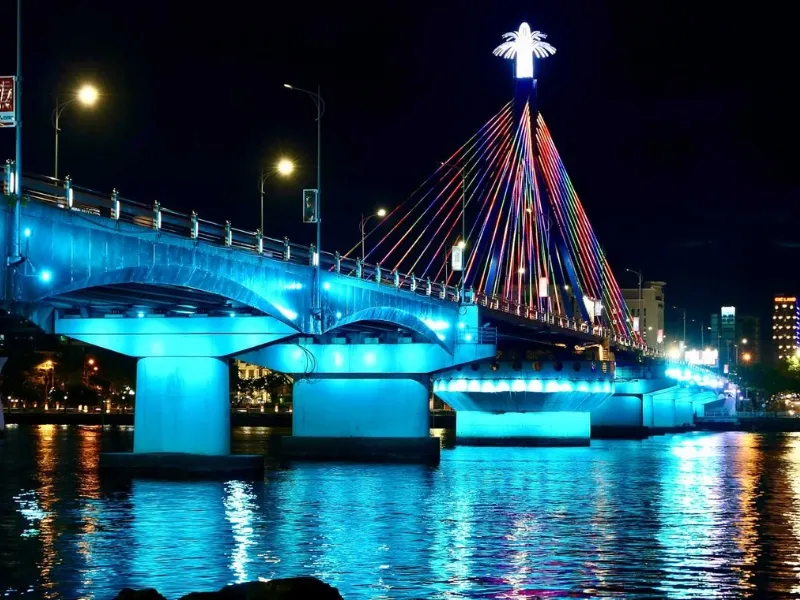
5 164 654 354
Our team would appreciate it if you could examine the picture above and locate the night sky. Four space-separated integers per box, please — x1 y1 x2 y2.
0 1 795 342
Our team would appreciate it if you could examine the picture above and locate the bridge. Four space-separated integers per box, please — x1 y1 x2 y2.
0 23 724 473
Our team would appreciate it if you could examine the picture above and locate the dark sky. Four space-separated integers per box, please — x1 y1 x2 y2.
1 1 796 342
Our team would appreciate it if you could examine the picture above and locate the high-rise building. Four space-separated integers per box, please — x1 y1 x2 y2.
621 281 666 349
773 295 800 361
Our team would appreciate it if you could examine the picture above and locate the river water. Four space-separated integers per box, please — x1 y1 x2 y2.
1 425 800 599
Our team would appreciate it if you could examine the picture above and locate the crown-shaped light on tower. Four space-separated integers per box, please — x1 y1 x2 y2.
493 22 556 79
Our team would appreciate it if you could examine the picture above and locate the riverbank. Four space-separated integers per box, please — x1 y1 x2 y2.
3 411 458 429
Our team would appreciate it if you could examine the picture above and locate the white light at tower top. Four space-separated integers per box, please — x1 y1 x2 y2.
493 22 556 79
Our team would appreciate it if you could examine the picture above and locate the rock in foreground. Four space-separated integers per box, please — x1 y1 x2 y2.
113 578 343 600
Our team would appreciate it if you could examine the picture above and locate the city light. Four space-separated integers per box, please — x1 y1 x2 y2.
742 352 752 363
77 84 99 105
377 208 387 217
276 158 294 176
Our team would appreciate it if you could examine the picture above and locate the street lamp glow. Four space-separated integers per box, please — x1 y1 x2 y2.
77 84 99 106
377 208 387 217
741 338 748 344
276 158 294 176
283 84 293 89
457 240 466 250
40 270 52 283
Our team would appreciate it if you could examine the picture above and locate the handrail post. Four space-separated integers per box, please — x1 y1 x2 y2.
355 258 362 278
283 237 290 261
65 175 73 209
425 278 432 296
190 211 199 240
256 229 263 254
153 200 161 230
334 251 341 273
375 263 381 283
393 270 400 288
111 189 120 220
410 274 417 292
309 244 316 266
225 220 232 247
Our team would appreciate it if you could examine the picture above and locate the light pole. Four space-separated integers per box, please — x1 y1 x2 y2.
52 84 100 180
672 305 687 358
284 83 325 319
258 158 294 234
441 162 467 290
11 0 22 261
625 268 643 335
360 208 387 261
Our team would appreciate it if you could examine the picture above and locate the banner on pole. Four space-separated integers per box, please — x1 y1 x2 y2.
451 246 463 271
0 77 15 128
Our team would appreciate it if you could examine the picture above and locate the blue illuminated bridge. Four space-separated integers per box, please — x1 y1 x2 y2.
0 29 726 470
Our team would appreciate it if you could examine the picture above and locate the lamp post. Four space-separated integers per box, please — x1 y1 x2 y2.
258 158 294 234
52 84 100 180
284 83 325 318
672 305 687 359
11 0 22 261
440 162 467 290
625 268 643 335
360 208 387 261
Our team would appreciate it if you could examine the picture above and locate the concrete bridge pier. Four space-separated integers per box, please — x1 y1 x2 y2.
592 382 720 439
283 374 438 463
53 315 299 478
433 360 616 447
133 356 230 455
239 325 497 464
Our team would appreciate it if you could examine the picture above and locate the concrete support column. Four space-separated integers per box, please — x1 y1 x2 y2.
101 356 262 478
133 356 230 455
590 394 647 439
282 375 439 463
456 411 590 446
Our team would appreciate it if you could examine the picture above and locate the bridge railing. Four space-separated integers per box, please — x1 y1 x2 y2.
11 168 654 355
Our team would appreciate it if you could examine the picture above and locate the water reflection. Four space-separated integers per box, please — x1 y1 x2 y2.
7 427 800 598
223 481 258 583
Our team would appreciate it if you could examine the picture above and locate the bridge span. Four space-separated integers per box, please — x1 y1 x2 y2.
0 169 724 473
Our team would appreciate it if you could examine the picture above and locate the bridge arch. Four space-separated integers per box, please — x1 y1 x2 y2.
328 306 453 353
34 265 305 332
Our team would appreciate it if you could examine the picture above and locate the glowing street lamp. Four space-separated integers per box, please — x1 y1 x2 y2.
360 208 388 261
493 22 556 79
53 83 101 180
258 157 295 234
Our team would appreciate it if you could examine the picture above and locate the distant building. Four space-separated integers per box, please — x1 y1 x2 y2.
773 295 800 361
621 281 665 349
709 307 761 369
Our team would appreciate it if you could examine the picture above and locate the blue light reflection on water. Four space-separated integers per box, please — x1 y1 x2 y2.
3 427 800 598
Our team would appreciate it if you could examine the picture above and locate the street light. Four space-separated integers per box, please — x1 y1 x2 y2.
258 157 294 233
284 83 325 322
625 268 643 334
360 208 387 261
52 83 100 180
